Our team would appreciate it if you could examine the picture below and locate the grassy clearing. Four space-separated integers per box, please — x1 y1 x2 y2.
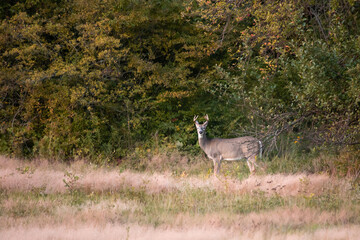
1 186 358 227
0 156 359 239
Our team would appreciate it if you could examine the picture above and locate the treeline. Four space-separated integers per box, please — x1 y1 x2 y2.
1 0 359 163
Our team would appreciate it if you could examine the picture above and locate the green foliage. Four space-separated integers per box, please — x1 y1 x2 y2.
0 0 359 164
189 0 360 155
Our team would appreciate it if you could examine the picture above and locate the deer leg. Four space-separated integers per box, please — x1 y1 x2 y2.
211 158 218 176
248 156 257 174
211 157 222 176
217 156 223 175
216 161 220 175
246 160 253 174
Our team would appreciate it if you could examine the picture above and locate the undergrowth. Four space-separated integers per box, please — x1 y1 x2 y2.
116 146 360 182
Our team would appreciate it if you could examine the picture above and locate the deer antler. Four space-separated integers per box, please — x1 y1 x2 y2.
193 115 199 122
204 114 209 122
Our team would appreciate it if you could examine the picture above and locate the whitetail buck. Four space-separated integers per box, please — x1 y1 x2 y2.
194 115 262 176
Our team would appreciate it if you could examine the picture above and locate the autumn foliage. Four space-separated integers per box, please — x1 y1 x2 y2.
1 0 359 163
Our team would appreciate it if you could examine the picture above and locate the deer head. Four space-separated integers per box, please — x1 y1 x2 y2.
194 115 209 138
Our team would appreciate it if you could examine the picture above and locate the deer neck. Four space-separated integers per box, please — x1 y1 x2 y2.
198 134 209 149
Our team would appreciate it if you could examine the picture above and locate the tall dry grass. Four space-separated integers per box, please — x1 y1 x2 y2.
2 222 360 240
0 156 349 196
1 156 359 240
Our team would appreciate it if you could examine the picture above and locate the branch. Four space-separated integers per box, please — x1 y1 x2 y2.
219 15 231 48
310 7 328 42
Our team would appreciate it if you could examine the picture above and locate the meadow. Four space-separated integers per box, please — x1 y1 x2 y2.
1 1 360 239
1 155 359 240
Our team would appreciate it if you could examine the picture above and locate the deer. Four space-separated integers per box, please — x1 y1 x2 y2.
194 114 262 176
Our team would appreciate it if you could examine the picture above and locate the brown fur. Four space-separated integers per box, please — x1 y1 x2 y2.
194 115 261 175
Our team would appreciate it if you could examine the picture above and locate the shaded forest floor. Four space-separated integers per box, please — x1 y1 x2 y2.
0 156 359 239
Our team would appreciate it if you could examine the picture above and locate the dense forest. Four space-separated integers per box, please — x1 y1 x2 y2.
1 0 359 167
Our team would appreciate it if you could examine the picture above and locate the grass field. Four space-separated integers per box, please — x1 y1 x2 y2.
0 155 359 239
